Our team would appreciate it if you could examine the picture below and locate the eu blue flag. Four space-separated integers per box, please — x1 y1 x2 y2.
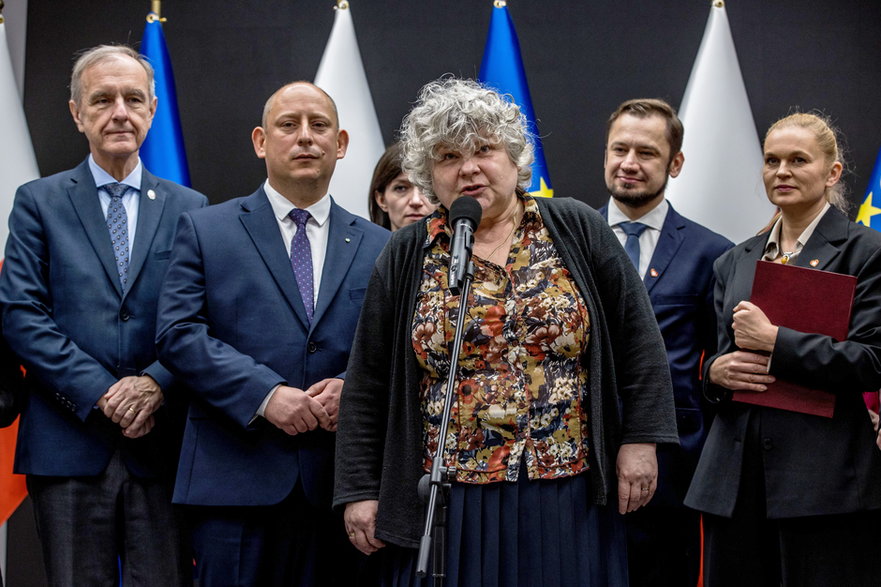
857 148 881 231
478 1 552 197
140 12 190 186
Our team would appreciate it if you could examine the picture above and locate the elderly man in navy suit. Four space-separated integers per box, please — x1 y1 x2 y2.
156 81 389 586
0 45 207 585
599 98 733 587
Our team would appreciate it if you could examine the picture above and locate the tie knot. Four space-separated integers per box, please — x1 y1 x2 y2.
289 208 311 228
618 221 648 238
104 182 128 200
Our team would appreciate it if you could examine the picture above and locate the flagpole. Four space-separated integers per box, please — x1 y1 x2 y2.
149 1 166 22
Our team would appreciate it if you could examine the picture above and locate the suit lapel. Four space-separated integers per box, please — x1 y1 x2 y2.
239 189 310 329
793 208 847 271
66 161 123 297
126 169 167 296
644 206 685 293
313 200 361 328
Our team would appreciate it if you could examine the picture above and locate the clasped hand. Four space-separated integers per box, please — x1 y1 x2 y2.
709 301 778 392
98 375 163 439
263 377 342 435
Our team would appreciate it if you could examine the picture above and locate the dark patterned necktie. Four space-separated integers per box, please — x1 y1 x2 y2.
288 208 314 323
618 221 648 271
104 183 130 291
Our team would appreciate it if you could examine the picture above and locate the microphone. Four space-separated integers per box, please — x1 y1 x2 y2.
448 196 482 295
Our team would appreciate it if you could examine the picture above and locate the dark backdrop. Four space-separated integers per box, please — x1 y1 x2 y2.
24 1 881 210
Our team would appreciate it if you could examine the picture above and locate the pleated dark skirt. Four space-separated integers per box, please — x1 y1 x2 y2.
372 470 628 587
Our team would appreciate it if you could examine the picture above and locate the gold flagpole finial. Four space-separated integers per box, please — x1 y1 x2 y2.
714 0 725 7
494 0 507 7
335 0 350 10
147 0 167 23
0 0 5 25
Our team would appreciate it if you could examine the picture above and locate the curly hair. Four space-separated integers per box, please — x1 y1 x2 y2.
399 77 534 205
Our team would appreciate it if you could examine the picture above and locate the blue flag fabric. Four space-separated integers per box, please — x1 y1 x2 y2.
857 148 881 232
140 13 190 186
478 3 553 197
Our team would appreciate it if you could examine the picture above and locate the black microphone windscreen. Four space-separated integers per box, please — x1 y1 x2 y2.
449 196 482 229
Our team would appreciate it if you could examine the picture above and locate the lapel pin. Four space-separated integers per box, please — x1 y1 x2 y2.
345 237 351 243
649 268 659 278
810 259 819 267
147 189 156 200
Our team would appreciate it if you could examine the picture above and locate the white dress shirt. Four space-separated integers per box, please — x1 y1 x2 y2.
257 181 333 418
607 197 669 278
263 179 331 308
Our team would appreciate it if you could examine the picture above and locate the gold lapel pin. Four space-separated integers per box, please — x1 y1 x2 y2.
649 268 659 278
147 189 156 200
809 259 819 267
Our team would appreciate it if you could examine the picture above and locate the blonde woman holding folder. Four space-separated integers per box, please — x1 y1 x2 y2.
685 113 881 587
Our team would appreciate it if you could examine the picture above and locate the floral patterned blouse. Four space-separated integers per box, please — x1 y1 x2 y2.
412 196 591 484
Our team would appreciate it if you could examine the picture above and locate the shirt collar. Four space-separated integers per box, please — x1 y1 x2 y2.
88 154 142 191
607 197 668 231
425 193 535 248
263 179 331 227
763 202 831 260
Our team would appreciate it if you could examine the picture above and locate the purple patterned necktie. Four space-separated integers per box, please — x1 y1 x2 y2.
288 208 314 323
104 182 130 291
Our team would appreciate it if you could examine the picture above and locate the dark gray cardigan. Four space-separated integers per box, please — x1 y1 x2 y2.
334 196 678 548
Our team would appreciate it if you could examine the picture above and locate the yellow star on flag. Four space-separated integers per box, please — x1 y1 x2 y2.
528 176 554 199
856 192 881 227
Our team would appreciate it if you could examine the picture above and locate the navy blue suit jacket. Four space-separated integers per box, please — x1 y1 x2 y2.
601 202 732 505
156 188 389 508
0 159 208 478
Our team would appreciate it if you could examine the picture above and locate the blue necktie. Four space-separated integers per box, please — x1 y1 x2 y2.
104 183 130 291
618 221 647 272
289 209 314 323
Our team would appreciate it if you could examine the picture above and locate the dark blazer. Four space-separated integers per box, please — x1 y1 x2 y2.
156 188 389 508
601 203 732 505
0 159 207 477
685 207 881 518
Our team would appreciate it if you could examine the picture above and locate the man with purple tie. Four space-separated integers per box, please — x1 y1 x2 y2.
156 81 389 586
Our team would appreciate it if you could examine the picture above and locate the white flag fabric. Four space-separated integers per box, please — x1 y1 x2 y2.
0 21 39 250
665 2 774 244
314 4 385 220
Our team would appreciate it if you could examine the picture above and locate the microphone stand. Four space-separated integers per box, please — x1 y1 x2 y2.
416 260 474 585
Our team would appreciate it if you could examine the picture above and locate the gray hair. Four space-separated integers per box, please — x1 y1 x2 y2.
70 45 155 105
399 77 534 205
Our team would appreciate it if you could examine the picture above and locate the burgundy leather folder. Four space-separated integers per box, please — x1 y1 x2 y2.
732 260 856 418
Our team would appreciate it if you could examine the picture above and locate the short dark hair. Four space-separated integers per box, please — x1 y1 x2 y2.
606 98 684 157
368 143 405 229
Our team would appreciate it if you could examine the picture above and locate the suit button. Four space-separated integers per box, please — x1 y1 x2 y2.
762 437 774 450
120 310 131 321
307 342 318 353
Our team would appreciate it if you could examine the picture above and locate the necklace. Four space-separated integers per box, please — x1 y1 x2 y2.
484 210 520 260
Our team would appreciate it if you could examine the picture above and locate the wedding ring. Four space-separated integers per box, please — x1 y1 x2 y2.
348 531 355 538
640 487 649 493
127 406 136 413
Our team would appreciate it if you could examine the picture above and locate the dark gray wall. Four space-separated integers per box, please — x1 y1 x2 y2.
24 1 881 211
